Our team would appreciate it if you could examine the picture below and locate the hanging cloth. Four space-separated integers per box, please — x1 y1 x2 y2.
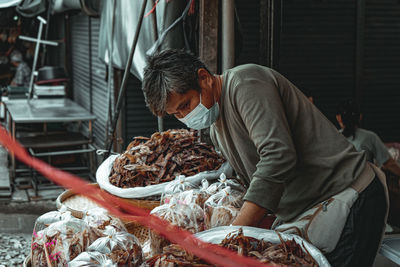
0 0 22 8
16 0 46 18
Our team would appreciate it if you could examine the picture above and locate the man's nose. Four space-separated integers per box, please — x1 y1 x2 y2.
175 112 184 119
175 110 189 119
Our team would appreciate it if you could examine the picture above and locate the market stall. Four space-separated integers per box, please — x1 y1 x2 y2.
5 127 331 266
2 0 399 265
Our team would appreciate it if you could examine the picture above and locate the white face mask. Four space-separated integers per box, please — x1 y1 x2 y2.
178 93 220 130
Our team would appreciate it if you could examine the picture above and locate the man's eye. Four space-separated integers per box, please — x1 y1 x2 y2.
180 102 189 110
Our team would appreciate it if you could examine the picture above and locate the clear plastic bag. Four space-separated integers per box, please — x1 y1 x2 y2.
204 187 243 229
151 199 205 233
87 226 143 267
83 208 127 233
149 200 206 255
162 189 210 208
32 209 72 235
204 186 243 209
31 216 97 267
208 205 240 228
163 175 197 195
69 251 116 267
205 173 246 195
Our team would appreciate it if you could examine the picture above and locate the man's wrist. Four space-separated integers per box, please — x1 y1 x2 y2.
232 201 267 226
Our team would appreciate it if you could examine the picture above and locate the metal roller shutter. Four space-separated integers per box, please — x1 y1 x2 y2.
124 75 185 146
278 0 357 123
71 14 90 110
71 13 183 149
235 0 261 65
70 14 111 148
362 0 400 141
89 17 111 148
124 75 158 143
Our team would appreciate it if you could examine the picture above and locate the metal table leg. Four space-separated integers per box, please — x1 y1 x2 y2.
88 120 95 178
8 112 15 183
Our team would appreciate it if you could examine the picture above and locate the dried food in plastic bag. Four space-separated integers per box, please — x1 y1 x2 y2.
151 200 205 233
87 226 143 267
141 240 152 260
204 187 243 229
163 175 197 195
206 173 246 195
32 209 72 235
161 175 198 205
69 251 116 267
162 189 210 208
83 208 127 233
31 216 97 267
31 210 73 266
204 186 243 209
149 200 205 255
208 205 240 228
161 175 207 206
182 189 210 207
63 194 102 211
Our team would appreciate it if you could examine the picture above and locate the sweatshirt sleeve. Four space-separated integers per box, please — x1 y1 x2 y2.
233 74 297 213
370 132 391 167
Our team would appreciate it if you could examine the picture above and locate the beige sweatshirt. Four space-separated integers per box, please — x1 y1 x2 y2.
210 64 367 221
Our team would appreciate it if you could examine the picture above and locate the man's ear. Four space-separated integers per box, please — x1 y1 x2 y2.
336 114 342 124
197 68 212 88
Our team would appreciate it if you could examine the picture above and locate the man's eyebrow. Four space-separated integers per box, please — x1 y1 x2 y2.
177 102 185 110
177 99 189 110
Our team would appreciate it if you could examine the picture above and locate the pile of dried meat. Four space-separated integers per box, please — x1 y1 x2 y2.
144 228 319 267
109 129 225 188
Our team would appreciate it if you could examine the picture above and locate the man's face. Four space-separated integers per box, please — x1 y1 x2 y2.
165 87 216 119
165 69 216 119
165 90 201 119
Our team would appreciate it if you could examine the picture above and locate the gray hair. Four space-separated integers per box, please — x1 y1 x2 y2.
142 49 209 116
10 50 23 63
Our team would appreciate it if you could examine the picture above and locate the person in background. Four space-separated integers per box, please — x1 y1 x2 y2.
337 100 400 233
142 49 387 267
336 100 400 177
301 87 315 104
9 49 31 88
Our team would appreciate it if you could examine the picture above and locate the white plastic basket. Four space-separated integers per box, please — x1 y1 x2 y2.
195 226 331 267
96 155 233 199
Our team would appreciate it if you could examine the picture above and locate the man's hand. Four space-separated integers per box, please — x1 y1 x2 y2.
232 201 268 226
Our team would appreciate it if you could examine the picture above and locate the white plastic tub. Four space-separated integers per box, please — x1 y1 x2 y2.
380 237 400 265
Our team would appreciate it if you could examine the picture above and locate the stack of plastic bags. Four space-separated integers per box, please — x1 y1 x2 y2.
31 208 143 267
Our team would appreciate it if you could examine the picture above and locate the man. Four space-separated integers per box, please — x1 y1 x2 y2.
142 49 386 267
10 50 31 88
